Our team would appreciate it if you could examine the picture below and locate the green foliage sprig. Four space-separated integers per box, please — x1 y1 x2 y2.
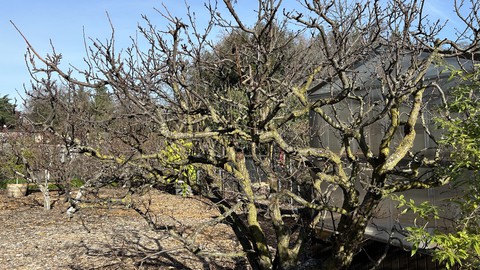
394 65 480 269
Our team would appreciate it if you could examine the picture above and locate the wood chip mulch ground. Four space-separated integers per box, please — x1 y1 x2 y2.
0 188 248 270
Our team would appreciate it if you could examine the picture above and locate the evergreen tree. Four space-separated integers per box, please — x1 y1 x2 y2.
0 95 17 129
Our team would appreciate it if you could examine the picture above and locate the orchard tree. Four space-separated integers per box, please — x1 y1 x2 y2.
18 84 120 211
13 0 480 269
8 132 59 210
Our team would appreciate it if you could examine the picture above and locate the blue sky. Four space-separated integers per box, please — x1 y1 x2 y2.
0 0 470 108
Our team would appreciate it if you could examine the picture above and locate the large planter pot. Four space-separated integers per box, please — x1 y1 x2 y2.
7 183 28 198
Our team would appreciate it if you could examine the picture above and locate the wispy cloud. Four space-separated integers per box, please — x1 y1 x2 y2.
423 0 463 27
423 0 465 38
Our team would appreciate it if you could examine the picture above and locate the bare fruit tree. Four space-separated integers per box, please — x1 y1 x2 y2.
14 0 479 269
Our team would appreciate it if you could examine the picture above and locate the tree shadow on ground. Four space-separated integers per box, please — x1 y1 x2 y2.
68 227 249 270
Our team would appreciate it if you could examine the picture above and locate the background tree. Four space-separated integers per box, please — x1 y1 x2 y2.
0 134 25 184
0 95 17 129
14 0 480 269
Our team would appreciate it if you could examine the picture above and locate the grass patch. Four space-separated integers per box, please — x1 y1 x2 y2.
27 183 63 191
0 177 85 190
71 178 85 188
